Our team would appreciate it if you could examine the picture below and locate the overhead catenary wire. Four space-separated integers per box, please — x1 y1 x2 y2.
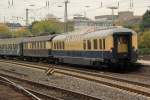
0 0 149 24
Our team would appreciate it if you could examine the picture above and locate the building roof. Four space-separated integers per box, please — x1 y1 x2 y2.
95 15 118 20
6 23 22 27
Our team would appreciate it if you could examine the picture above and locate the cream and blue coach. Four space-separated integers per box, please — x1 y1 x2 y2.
51 27 138 66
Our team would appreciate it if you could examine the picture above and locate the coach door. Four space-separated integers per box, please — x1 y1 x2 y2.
114 33 132 59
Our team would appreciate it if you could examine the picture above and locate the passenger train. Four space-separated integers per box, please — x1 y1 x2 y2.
0 27 138 68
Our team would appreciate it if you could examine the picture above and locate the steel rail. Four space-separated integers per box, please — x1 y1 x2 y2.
0 76 42 100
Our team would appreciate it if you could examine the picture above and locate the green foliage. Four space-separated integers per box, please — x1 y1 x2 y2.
30 20 74 36
140 10 150 31
31 19 64 36
138 30 150 55
0 24 11 38
138 48 150 55
11 28 32 37
67 21 74 32
124 24 140 33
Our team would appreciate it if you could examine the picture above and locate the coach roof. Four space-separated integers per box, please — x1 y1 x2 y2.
84 27 135 39
0 37 23 44
23 35 56 42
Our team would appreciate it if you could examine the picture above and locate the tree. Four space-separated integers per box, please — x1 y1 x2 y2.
139 30 150 48
12 28 32 37
138 30 150 55
30 19 74 36
31 19 64 36
140 10 150 31
124 24 140 33
0 24 11 38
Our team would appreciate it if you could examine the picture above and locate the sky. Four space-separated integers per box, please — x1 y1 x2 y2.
0 0 149 25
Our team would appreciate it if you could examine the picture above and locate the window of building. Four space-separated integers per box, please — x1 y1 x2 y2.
93 39 97 49
87 40 91 50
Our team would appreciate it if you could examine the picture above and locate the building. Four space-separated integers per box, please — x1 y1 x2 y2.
6 23 23 32
95 11 142 26
45 14 58 20
72 11 142 31
95 15 118 27
73 16 95 30
117 11 142 25
118 11 134 21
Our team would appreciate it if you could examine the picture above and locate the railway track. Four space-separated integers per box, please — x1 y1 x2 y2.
0 59 150 98
0 76 42 100
0 66 100 99
0 75 70 100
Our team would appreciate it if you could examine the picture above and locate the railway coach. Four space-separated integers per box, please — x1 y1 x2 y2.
51 27 138 66
22 35 56 61
0 38 23 57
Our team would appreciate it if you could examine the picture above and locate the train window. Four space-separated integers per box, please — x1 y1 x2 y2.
93 39 98 49
37 42 40 49
23 44 25 49
34 42 36 49
43 42 46 49
15 44 18 49
87 40 91 50
24 44 25 49
62 42 64 49
32 43 34 49
59 41 60 49
59 42 61 49
103 39 105 49
14 44 16 49
55 42 57 49
57 41 59 49
9 44 11 49
7 44 9 49
61 41 63 49
58 42 60 49
40 42 42 49
99 39 102 49
118 36 127 44
10 44 12 49
61 42 63 49
83 40 86 50
54 42 56 49
58 42 61 49
34 42 37 49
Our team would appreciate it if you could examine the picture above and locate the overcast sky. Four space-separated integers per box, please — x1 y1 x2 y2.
0 0 149 25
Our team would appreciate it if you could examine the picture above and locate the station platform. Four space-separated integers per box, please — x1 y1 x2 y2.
138 60 150 66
